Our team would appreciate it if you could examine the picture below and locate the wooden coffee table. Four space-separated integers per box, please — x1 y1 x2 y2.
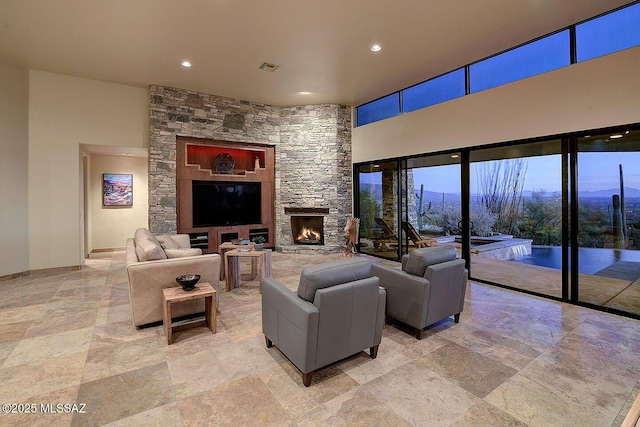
162 282 217 344
225 248 272 292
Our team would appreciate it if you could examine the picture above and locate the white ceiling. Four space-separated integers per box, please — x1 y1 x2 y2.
0 0 633 107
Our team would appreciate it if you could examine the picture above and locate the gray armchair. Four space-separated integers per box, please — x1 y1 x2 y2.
261 258 386 387
372 246 467 340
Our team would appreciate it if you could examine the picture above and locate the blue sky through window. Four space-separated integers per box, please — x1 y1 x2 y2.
577 2 640 62
402 69 465 113
469 31 570 93
356 93 400 126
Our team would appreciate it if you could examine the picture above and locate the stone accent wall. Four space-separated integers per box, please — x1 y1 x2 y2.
277 105 352 254
381 168 398 232
407 169 418 227
148 85 280 234
380 168 418 238
148 85 351 254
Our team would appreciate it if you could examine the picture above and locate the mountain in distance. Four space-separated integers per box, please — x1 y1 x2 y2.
362 183 640 202
576 187 640 198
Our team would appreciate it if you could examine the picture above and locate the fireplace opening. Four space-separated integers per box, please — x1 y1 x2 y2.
291 216 324 245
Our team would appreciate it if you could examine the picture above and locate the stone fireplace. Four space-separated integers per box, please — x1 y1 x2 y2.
148 85 351 254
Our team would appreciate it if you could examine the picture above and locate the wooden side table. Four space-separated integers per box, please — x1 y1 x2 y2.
225 248 272 292
162 282 217 345
218 242 254 280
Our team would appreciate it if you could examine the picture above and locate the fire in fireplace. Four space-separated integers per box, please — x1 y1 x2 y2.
297 226 322 244
291 216 324 245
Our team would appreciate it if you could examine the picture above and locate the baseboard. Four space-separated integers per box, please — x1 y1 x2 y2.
91 247 125 253
0 265 82 283
0 271 30 282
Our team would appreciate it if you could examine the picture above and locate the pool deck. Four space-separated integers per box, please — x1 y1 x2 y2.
471 255 640 317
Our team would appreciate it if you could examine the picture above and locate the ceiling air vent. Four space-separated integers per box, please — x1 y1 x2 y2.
258 62 279 72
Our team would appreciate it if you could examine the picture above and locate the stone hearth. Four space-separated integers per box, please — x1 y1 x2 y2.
148 85 351 254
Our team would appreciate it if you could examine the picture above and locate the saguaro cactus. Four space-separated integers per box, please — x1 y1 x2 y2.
612 195 625 249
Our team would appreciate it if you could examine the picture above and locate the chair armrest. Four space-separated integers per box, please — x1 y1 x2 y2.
424 259 467 325
126 238 138 266
261 277 319 373
372 263 431 329
372 263 429 299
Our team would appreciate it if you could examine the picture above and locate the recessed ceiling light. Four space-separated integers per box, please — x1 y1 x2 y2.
610 134 623 139
451 154 460 158
370 44 382 52
181 61 192 68
298 91 311 95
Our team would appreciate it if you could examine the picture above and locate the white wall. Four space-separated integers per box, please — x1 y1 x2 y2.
28 71 149 270
89 154 148 251
0 61 29 277
353 46 640 163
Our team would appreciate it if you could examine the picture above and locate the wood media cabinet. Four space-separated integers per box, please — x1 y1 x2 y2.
176 137 275 253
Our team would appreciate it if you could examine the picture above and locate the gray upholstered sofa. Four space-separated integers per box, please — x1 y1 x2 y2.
126 228 220 327
372 246 467 339
261 258 386 386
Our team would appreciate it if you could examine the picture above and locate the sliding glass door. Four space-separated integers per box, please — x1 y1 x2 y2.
466 140 567 298
402 153 461 253
357 161 401 261
576 130 640 316
354 125 640 319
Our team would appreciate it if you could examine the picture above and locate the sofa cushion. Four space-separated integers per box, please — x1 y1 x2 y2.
164 248 202 258
157 235 180 250
297 258 372 302
405 246 457 277
133 228 167 261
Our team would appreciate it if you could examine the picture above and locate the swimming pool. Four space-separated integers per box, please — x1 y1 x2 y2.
512 246 640 275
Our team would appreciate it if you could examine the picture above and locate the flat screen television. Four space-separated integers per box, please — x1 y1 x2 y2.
192 181 261 227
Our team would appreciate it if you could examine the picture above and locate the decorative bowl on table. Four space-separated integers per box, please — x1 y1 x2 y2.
176 274 200 291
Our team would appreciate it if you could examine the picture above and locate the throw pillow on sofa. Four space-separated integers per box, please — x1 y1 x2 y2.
157 235 180 250
133 228 167 261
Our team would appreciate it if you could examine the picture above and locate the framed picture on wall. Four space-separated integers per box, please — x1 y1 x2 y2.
103 173 133 206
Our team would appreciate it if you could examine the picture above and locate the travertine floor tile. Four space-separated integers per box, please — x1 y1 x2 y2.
0 352 86 403
415 342 518 398
102 402 183 427
72 363 174 426
485 373 620 427
3 327 93 368
178 375 290 426
0 249 637 426
363 362 479 426
295 387 412 426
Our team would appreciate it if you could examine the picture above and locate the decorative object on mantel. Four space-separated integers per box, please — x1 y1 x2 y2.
251 235 265 250
214 152 235 173
176 274 200 291
342 217 360 257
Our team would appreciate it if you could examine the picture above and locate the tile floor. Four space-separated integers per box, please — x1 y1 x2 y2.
0 250 638 426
